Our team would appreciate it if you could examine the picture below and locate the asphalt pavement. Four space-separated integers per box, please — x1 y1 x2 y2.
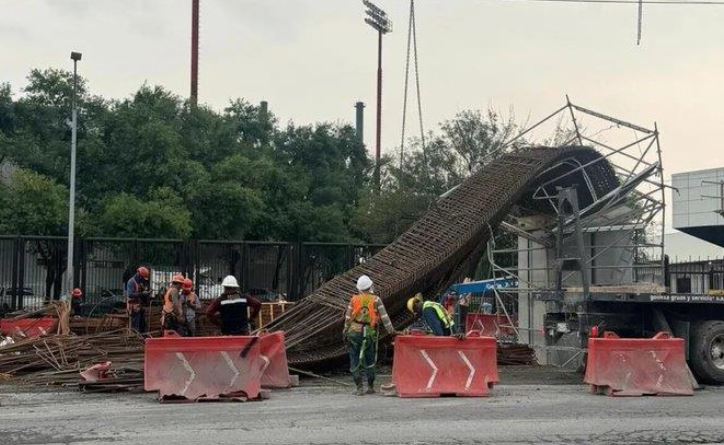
2 377 724 445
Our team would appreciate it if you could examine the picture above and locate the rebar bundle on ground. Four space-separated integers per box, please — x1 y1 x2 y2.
0 329 144 390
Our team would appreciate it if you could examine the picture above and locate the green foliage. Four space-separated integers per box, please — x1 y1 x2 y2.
0 168 68 235
0 69 374 242
96 188 192 239
0 68 521 245
352 110 517 243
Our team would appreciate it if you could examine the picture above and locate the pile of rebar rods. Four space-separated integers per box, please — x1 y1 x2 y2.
497 343 538 366
0 329 144 391
266 146 618 367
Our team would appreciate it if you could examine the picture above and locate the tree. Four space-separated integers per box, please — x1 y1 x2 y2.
439 109 518 175
0 83 14 138
353 109 519 244
0 169 69 298
95 187 192 239
0 67 532 251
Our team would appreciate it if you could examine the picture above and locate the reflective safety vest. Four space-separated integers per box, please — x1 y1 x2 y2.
219 293 249 335
423 301 454 329
350 293 380 328
162 288 177 314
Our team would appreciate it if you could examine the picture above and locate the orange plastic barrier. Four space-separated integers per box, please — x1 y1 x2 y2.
259 331 292 389
144 336 263 401
0 317 57 339
465 314 517 338
392 334 499 397
584 331 694 396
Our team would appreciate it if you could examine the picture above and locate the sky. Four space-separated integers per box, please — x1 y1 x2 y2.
1 0 723 225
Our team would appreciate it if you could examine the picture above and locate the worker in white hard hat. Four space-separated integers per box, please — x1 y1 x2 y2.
343 274 399 396
205 275 261 335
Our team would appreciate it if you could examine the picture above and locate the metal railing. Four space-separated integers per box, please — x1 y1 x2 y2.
0 236 386 312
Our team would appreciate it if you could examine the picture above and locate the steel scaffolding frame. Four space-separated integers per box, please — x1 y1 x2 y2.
487 98 667 301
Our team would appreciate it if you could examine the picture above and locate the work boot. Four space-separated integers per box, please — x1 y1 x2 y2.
354 377 364 396
366 380 376 394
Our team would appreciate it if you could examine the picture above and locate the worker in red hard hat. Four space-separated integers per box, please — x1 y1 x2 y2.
126 266 151 334
161 274 186 335
71 288 83 316
181 278 200 336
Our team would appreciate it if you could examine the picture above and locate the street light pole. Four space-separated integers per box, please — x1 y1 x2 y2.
375 28 382 191
362 0 392 193
67 51 82 297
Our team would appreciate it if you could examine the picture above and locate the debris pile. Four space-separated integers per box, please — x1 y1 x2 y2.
0 329 144 391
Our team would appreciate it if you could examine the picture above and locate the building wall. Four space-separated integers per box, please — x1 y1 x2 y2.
661 231 724 262
516 228 639 364
672 168 724 229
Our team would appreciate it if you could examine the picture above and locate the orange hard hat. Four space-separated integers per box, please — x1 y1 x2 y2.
171 274 185 284
137 267 150 279
72 288 83 298
182 278 193 291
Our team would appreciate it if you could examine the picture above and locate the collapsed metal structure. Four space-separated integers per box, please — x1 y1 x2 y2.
486 101 666 368
268 99 665 367
489 99 666 297
269 104 660 366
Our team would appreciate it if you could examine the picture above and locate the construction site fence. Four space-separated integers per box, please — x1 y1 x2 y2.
667 257 724 294
0 235 386 311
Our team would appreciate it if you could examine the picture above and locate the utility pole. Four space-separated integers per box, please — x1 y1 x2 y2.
191 0 199 106
362 0 392 192
67 51 82 296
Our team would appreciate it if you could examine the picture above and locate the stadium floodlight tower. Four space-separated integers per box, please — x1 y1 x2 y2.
362 0 392 191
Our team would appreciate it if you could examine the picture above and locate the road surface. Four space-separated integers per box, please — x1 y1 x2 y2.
2 380 724 445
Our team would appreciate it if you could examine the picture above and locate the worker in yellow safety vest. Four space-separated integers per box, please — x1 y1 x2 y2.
343 275 399 396
407 293 463 338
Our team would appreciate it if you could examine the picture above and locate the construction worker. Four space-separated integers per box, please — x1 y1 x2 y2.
407 293 462 338
343 274 397 396
181 278 200 336
205 275 261 336
126 266 151 334
71 288 83 316
161 274 186 335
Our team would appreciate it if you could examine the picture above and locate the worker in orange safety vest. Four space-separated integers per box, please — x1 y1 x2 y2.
343 275 399 396
161 274 186 335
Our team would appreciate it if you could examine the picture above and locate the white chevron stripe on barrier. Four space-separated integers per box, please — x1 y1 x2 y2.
419 349 438 391
221 351 240 388
175 352 196 396
458 350 476 390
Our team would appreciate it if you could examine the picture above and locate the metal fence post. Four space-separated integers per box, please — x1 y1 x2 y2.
192 239 200 286
298 242 306 298
79 237 87 297
18 237 25 310
11 236 20 311
286 242 292 298
240 242 248 292
72 236 81 289
347 244 354 270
